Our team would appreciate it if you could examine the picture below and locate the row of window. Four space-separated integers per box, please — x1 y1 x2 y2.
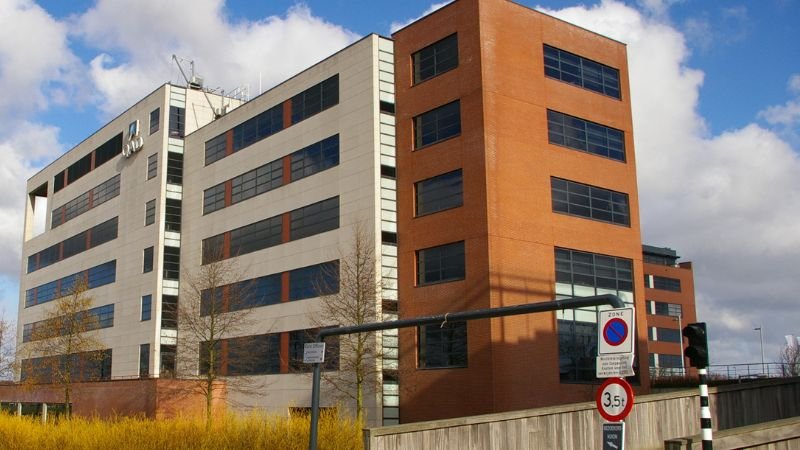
51 175 121 229
203 197 339 264
25 260 116 308
200 329 339 376
27 217 118 273
204 135 339 214
53 134 123 193
647 300 682 317
648 326 682 343
20 349 112 383
205 75 340 165
647 275 682 292
551 177 630 226
22 304 114 343
201 261 339 316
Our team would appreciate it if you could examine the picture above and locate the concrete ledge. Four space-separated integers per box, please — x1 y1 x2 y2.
664 416 800 450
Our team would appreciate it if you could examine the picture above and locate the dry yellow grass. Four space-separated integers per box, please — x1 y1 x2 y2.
0 410 362 450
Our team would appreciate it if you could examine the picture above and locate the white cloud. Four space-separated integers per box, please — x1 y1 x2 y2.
0 0 85 124
390 1 454 33
790 74 800 94
540 1 800 365
74 1 359 116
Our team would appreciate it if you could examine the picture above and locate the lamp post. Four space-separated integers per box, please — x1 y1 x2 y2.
754 327 765 376
673 314 684 375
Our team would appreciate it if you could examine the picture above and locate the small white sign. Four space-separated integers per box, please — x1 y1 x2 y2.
598 308 635 355
303 342 326 364
597 353 635 378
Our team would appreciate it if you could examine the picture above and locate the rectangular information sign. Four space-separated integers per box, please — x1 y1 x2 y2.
303 342 326 364
602 422 625 450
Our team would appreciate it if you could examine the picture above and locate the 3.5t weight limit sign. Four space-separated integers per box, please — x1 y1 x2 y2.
596 378 634 422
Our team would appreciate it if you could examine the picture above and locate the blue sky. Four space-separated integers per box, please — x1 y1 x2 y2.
2 0 799 368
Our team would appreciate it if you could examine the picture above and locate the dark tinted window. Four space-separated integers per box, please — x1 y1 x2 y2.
417 241 465 285
149 108 160 135
203 183 226 215
547 110 625 161
168 106 185 138
165 198 181 232
94 133 123 167
289 197 339 241
653 275 681 292
161 296 178 329
140 343 150 377
91 216 119 247
166 152 183 185
543 45 620 99
141 295 152 321
145 199 156 226
143 246 154 273
87 260 116 288
414 100 461 148
413 34 458 83
551 177 629 226
290 135 339 182
28 217 118 273
67 153 92 184
231 159 283 205
650 327 682 343
555 247 633 292
204 134 228 165
25 260 116 308
147 153 158 180
416 169 463 216
289 261 339 301
419 321 467 368
232 104 284 153
163 246 180 280
229 215 283 257
291 75 339 124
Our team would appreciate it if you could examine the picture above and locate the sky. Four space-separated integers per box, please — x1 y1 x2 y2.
1 0 798 369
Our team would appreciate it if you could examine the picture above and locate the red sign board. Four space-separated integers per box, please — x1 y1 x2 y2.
596 378 634 422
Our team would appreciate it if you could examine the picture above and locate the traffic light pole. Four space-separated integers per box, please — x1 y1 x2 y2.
307 294 625 450
698 368 713 449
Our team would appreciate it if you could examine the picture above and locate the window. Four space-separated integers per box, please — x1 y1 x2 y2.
143 247 154 273
141 295 152 321
381 165 396 179
652 353 683 368
145 199 156 226
291 74 339 124
21 349 112 383
555 248 634 382
202 234 225 264
22 304 114 343
25 261 116 308
139 344 150 378
289 197 339 241
53 134 122 193
163 246 180 280
201 334 281 376
27 217 118 273
647 300 682 317
289 261 339 301
147 153 158 180
240 274 282 310
203 183 226 215
413 33 458 84
164 198 181 232
649 327 682 343
161 296 178 329
149 108 160 135
168 106 185 138
290 135 339 182
551 178 629 226
229 216 283 257
547 110 625 162
543 44 621 99
94 133 124 168
205 134 228 165
382 231 398 245
418 321 467 368
52 175 120 229
232 104 284 153
415 169 463 216
166 152 183 185
67 154 92 185
380 101 395 114
54 171 66 193
652 275 681 292
414 100 461 148
417 241 465 285
230 159 283 205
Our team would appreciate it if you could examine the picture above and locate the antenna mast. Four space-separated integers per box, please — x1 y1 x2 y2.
172 54 226 119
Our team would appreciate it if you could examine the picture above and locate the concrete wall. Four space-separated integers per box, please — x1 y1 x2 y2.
666 416 800 450
364 378 800 450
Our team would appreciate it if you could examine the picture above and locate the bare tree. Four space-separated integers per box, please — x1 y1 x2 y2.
312 223 383 423
0 314 16 380
177 255 268 425
20 280 108 417
779 342 800 377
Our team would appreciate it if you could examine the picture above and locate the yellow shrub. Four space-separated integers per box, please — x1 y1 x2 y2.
0 410 362 450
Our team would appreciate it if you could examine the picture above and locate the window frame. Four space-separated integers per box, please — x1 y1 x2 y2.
416 241 466 286
412 33 459 84
415 169 464 217
413 100 461 149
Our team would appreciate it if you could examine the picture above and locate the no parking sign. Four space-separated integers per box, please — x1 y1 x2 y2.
597 308 635 378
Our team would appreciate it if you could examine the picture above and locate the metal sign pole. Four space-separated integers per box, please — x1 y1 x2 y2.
306 294 624 450
698 367 713 449
309 360 322 450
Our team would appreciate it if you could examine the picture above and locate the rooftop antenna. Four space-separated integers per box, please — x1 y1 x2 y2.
172 54 226 119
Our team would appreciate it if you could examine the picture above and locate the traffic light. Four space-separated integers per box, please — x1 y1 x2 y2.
683 322 709 368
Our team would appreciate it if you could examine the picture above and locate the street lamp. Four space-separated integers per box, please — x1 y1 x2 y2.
754 327 765 376
673 314 684 375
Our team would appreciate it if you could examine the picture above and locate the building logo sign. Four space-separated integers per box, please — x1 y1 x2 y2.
123 119 144 158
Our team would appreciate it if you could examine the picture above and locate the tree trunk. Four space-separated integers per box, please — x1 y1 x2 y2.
206 376 213 428
65 385 71 418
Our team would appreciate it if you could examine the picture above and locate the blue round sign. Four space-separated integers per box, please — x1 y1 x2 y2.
603 318 628 346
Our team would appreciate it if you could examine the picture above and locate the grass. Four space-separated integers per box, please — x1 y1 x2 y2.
0 410 362 450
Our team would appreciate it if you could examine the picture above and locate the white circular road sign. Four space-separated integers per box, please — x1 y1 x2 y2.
596 377 634 422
